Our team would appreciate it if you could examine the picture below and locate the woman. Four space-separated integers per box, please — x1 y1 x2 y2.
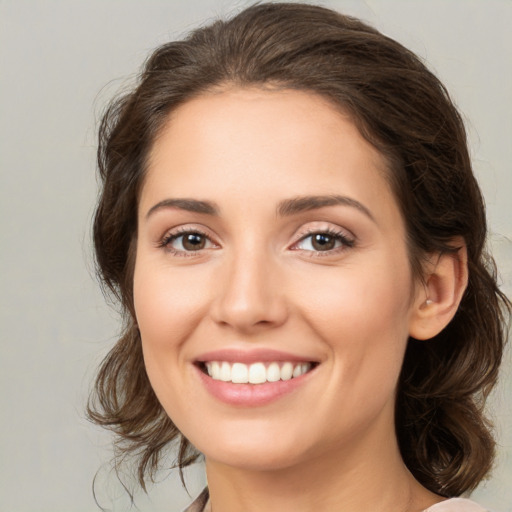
88 3 510 511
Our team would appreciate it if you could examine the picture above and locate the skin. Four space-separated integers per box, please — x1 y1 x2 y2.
133 87 463 512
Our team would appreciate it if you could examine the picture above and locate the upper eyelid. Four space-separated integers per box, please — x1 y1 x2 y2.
291 223 355 241
160 224 216 240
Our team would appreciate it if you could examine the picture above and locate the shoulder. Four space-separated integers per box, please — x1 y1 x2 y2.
424 498 490 512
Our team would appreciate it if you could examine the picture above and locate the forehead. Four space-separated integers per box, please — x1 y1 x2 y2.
142 87 397 221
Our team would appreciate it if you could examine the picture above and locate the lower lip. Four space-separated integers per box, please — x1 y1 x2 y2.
195 365 315 407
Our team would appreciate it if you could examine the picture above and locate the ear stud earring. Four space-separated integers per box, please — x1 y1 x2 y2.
425 299 433 306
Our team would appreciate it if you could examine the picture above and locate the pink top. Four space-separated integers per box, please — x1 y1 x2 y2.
425 498 488 511
183 489 489 512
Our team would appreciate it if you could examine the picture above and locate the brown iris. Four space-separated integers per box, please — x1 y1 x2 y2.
182 233 206 251
311 233 336 251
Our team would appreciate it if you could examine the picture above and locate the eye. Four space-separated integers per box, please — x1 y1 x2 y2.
160 229 216 254
292 229 354 253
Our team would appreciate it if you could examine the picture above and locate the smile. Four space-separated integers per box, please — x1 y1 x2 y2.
202 361 314 384
194 349 320 406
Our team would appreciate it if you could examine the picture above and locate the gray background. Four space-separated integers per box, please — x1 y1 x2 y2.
1 0 511 511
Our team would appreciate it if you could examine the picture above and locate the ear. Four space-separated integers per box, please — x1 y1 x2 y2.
408 239 468 340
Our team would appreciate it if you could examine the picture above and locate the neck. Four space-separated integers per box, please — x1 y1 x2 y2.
204 421 440 512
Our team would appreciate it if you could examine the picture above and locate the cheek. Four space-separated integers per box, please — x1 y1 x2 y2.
132 260 212 419
296 255 412 333
294 255 413 384
294 268 412 443
133 260 209 348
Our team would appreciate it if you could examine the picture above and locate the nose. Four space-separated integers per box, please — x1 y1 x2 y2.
210 247 289 333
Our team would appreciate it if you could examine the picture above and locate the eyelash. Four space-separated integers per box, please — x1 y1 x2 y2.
158 227 215 257
158 227 355 257
291 227 355 257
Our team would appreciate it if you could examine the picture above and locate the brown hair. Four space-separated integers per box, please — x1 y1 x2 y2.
88 2 510 498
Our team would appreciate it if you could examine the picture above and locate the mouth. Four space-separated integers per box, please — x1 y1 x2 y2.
196 360 318 384
193 349 320 406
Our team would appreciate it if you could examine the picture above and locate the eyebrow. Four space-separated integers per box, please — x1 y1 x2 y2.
277 195 375 222
145 198 219 219
145 194 374 222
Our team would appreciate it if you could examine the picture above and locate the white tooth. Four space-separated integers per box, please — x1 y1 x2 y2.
220 362 231 381
211 361 221 380
301 363 311 374
292 364 302 378
280 362 293 381
249 362 266 384
231 363 249 383
205 362 213 377
266 362 281 382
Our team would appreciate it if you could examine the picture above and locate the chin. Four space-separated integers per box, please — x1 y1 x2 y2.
191 423 312 472
205 445 307 472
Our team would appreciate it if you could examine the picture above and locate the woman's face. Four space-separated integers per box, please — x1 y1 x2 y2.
134 87 422 471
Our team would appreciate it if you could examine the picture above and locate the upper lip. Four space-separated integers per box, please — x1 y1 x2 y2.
194 348 320 364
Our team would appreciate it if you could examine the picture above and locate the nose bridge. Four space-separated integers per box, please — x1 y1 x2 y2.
212 238 287 331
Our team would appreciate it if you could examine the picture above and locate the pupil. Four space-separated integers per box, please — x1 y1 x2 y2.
183 233 205 250
312 234 335 251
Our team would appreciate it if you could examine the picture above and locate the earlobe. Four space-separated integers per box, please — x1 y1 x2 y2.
409 240 468 341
